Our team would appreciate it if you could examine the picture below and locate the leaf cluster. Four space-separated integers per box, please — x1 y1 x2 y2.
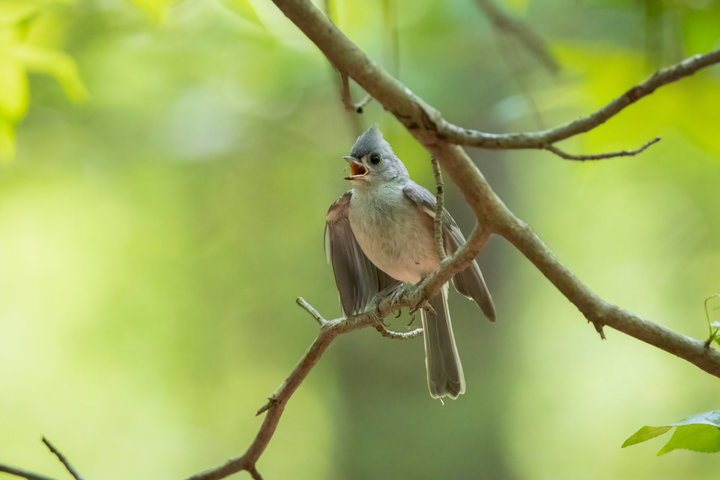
623 410 720 456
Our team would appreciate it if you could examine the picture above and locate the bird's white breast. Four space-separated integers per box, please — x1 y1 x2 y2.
348 184 439 284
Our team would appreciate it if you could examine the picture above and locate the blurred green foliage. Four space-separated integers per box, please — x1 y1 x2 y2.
0 1 719 480
0 0 86 159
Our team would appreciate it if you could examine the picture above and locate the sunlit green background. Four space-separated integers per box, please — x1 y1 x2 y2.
1 0 720 479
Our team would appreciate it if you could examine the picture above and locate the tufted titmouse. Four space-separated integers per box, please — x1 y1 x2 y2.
325 126 495 399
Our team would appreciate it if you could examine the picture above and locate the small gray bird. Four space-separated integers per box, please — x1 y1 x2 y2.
325 126 495 399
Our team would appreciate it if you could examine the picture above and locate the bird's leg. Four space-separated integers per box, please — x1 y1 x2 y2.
368 283 402 322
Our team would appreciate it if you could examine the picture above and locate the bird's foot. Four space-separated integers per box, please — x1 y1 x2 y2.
388 283 413 316
410 299 435 316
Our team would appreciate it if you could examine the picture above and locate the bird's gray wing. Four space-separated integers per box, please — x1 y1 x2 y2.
325 191 399 316
402 182 496 322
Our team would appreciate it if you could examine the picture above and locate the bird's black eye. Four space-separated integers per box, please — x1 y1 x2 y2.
369 153 381 165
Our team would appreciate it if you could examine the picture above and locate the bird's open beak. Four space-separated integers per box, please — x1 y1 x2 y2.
343 156 368 181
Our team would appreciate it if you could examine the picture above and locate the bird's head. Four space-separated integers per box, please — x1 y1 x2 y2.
343 126 408 186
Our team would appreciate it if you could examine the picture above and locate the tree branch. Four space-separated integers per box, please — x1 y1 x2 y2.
296 296 328 326
495 214 720 376
545 137 661 161
0 463 58 480
41 438 83 480
0 437 84 480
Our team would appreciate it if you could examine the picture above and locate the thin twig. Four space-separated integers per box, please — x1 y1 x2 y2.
41 437 83 480
430 156 446 260
0 463 58 480
340 77 373 115
339 73 354 112
248 467 263 480
475 0 559 74
296 297 328 326
381 0 400 77
418 223 493 301
493 31 546 129
322 0 364 136
545 137 661 161
353 94 372 113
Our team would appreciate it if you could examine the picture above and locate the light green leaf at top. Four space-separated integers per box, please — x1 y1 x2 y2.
8 44 87 102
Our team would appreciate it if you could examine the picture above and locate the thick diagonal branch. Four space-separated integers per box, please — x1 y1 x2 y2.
495 213 720 376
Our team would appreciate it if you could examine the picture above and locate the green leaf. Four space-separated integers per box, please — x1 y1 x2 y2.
0 50 29 119
623 410 720 455
8 44 87 102
622 425 672 448
657 424 720 456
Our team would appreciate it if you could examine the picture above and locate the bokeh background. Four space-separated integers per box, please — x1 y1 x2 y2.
1 0 720 479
